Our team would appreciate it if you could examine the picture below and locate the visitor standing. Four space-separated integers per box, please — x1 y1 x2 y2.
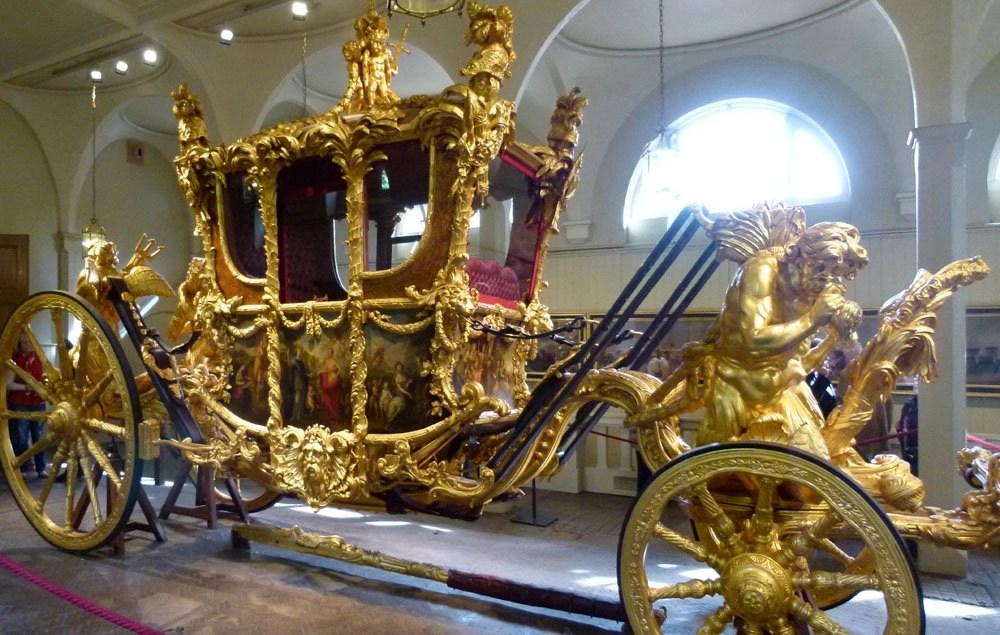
8 334 47 478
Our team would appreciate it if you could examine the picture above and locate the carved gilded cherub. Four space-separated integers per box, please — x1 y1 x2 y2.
338 1 409 113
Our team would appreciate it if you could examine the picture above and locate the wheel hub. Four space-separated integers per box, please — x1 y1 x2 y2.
48 401 81 439
720 552 793 623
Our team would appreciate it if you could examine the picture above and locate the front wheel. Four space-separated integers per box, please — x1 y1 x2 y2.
0 292 142 552
618 442 924 634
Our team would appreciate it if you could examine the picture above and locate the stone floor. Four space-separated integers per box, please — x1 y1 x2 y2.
1 472 999 634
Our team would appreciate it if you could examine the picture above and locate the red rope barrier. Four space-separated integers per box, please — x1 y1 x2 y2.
0 553 166 635
967 435 1000 452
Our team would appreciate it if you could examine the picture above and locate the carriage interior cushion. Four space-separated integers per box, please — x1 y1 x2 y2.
467 257 521 307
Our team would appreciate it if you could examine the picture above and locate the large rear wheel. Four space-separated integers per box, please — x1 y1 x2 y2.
0 291 142 552
618 442 924 634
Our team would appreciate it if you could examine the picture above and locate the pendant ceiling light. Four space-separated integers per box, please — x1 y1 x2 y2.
387 0 465 24
82 84 106 251
641 0 671 160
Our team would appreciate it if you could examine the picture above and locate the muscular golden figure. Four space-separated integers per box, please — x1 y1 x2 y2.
697 210 868 457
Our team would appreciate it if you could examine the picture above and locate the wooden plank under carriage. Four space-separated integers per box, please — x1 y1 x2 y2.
1 3 998 633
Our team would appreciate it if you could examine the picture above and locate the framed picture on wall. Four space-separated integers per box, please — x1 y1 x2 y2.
525 313 588 377
966 307 1000 396
853 307 1000 397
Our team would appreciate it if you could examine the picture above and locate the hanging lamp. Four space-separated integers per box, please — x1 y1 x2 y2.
82 84 107 251
387 0 465 24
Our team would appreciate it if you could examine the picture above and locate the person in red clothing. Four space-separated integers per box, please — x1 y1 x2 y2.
7 333 47 478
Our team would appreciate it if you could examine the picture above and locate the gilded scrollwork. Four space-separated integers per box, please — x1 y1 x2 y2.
374 438 495 504
407 257 477 414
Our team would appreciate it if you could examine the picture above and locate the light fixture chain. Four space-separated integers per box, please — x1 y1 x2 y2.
658 0 665 137
301 31 308 117
91 85 97 226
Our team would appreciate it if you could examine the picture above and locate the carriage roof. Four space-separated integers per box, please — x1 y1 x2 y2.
170 2 585 315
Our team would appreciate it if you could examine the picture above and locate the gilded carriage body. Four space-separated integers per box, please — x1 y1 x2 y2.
166 3 585 510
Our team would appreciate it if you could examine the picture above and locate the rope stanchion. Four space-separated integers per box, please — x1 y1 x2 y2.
0 553 166 635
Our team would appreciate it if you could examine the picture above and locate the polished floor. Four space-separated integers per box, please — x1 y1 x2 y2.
1 470 999 634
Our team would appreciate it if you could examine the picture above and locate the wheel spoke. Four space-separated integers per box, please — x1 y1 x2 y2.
650 578 721 601
0 409 49 422
691 484 744 557
653 522 724 567
21 324 61 385
794 571 880 593
788 595 851 634
811 538 857 569
4 359 52 402
785 509 844 560
15 432 58 468
80 430 121 490
751 477 777 551
75 330 93 389
77 441 104 526
82 373 114 409
696 603 734 635
63 454 80 530
83 417 127 439
50 310 74 381
36 442 69 511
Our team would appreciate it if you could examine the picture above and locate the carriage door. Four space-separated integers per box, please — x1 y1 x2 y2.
0 235 29 330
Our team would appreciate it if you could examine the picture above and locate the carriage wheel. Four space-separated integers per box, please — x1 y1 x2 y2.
0 292 142 552
618 442 924 634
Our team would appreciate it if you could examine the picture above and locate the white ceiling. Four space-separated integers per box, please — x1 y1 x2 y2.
0 0 853 91
562 0 851 50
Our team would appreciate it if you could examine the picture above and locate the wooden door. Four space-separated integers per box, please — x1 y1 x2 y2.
0 235 29 330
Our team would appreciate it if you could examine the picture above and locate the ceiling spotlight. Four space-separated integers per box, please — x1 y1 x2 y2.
89 69 103 83
115 60 128 75
143 48 158 65
291 1 308 20
219 28 234 45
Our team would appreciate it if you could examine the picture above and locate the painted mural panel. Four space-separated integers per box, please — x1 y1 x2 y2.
363 311 435 433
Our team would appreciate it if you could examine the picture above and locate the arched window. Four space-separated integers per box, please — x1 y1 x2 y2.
624 98 850 228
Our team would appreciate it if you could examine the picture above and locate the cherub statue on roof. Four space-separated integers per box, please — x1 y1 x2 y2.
339 1 410 113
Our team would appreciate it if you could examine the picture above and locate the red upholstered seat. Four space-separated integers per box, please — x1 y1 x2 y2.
467 258 521 307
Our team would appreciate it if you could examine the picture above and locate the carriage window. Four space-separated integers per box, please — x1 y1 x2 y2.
466 155 541 305
365 141 430 271
224 172 266 279
277 157 349 303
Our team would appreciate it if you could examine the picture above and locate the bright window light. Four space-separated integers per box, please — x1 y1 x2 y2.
292 1 309 20
624 98 849 228
89 69 103 83
289 505 364 519
143 49 158 65
115 60 128 75
219 28 234 44
366 520 410 527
